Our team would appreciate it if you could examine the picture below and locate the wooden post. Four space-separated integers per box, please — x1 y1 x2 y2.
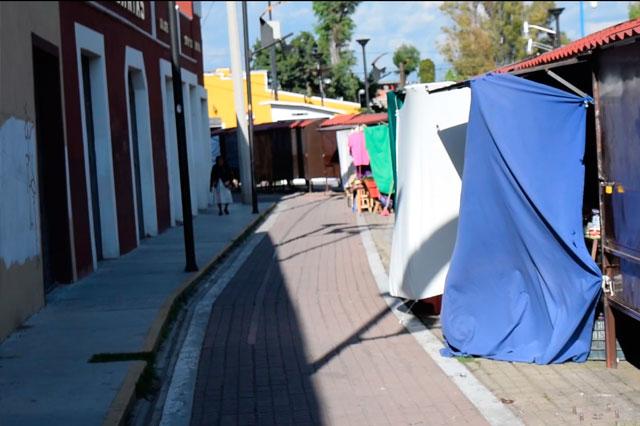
604 290 618 368
592 68 617 368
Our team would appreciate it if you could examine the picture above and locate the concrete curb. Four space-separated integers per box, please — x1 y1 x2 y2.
103 203 277 426
356 214 523 426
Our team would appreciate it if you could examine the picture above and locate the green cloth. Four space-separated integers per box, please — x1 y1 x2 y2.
386 91 404 193
364 124 394 195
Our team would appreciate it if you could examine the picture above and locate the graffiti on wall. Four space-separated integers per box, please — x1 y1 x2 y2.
0 115 40 267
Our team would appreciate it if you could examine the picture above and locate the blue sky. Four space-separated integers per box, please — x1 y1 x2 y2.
200 1 632 83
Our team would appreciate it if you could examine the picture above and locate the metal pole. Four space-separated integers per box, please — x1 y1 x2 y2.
167 1 197 272
242 1 259 214
226 1 252 205
579 1 585 37
318 62 325 106
268 1 278 100
357 39 370 111
549 8 564 48
362 45 369 110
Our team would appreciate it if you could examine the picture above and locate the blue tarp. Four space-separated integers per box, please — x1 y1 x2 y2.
441 74 602 364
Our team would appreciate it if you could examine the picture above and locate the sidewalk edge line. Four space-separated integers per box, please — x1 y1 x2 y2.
356 214 523 426
103 203 277 426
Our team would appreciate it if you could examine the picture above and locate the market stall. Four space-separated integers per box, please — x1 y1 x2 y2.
441 73 601 364
388 82 469 301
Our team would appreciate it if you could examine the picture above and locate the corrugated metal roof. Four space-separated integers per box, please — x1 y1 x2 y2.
320 114 357 127
349 113 388 126
320 113 387 128
299 118 325 128
498 18 640 73
253 121 294 131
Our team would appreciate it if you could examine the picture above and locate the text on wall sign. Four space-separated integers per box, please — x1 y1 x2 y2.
116 1 145 20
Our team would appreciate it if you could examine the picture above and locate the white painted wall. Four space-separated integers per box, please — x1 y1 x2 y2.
159 59 181 225
199 90 211 207
181 69 199 215
0 117 40 267
125 46 158 240
74 23 119 267
189 85 208 210
160 66 207 221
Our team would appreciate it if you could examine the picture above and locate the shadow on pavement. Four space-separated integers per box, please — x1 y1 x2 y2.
190 234 322 426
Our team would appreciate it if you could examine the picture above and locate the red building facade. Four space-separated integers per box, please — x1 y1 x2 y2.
59 1 210 277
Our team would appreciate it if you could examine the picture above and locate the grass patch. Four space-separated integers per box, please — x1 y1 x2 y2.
455 355 477 364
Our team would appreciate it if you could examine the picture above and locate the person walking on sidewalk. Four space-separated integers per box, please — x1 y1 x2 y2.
210 155 233 216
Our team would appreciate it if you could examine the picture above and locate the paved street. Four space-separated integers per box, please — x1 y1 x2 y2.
190 193 488 425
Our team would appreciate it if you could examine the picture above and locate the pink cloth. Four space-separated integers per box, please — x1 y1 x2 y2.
348 130 370 166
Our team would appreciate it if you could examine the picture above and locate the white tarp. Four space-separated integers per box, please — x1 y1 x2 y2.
388 82 471 300
336 129 355 183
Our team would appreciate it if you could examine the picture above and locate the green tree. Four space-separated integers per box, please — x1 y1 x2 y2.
419 58 436 83
393 44 420 88
444 69 459 81
312 1 361 101
439 1 563 79
252 31 320 96
630 2 640 19
313 1 360 65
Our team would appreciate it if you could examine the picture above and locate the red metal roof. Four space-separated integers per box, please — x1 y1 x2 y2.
298 118 325 128
498 18 640 73
349 113 388 126
320 113 387 128
320 114 357 127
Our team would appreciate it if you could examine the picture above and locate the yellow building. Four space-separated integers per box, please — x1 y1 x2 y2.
204 68 361 129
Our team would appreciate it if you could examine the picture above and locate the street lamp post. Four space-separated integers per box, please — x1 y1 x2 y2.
267 1 279 100
241 1 259 214
549 8 565 48
312 44 325 106
167 1 197 272
356 38 370 111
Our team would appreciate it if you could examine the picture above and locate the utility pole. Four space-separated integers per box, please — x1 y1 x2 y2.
242 0 259 214
168 1 197 272
318 63 325 106
226 1 252 205
268 1 278 100
356 38 370 111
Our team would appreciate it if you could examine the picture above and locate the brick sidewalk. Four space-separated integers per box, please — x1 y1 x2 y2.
364 212 640 426
190 194 488 425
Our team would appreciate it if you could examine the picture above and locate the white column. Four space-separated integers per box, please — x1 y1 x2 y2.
226 1 251 204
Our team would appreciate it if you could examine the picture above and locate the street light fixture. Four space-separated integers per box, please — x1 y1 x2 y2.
523 6 563 56
548 8 565 48
356 38 370 111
